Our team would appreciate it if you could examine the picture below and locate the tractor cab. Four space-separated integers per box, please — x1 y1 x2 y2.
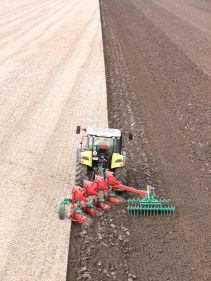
80 128 123 169
76 126 130 185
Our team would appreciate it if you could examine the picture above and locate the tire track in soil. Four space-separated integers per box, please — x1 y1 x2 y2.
0 0 77 64
0 0 61 29
67 0 210 281
0 0 70 43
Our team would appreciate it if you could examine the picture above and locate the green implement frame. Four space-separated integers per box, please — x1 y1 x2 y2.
127 186 176 216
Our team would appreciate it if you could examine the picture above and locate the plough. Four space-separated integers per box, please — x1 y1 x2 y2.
57 169 176 224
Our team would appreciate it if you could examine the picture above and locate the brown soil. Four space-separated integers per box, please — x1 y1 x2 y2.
67 0 211 280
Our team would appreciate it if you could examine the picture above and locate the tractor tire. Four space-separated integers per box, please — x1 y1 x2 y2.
58 204 65 220
115 166 127 185
75 162 88 187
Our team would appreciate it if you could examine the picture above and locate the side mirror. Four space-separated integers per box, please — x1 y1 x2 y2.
129 132 133 140
76 126 81 134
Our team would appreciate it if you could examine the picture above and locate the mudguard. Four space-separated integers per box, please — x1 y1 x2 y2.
111 153 124 169
80 151 92 167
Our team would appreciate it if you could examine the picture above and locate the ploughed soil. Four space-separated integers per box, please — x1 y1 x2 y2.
67 0 211 280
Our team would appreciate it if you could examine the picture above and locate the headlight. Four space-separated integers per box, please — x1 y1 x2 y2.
93 151 97 156
82 156 89 160
115 159 123 163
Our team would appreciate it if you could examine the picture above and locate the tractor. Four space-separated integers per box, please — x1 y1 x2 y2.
57 127 176 222
75 126 133 186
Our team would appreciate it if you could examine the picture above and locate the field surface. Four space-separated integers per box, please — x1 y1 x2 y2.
68 0 211 281
0 0 107 280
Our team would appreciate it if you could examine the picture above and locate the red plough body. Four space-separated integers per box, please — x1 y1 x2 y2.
105 170 147 196
68 170 148 223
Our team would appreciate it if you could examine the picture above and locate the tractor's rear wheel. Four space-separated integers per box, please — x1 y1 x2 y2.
75 148 89 186
75 162 89 187
115 166 127 185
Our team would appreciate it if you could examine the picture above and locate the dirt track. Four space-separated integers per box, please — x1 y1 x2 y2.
0 0 107 280
68 0 211 280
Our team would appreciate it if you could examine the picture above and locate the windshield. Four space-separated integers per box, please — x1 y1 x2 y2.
87 136 120 152
94 137 113 148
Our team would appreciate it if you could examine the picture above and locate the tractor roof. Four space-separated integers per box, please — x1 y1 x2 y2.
87 127 121 138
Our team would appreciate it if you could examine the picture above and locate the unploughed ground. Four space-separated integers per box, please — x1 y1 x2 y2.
0 0 107 280
67 0 211 280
